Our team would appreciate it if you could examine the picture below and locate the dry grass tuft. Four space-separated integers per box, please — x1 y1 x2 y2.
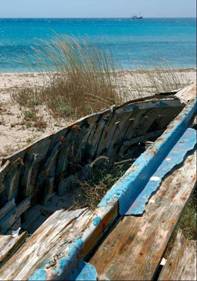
13 37 122 119
13 88 42 108
22 109 47 130
74 161 131 209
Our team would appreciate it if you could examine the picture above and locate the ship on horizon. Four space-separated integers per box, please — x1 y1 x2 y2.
131 15 143 19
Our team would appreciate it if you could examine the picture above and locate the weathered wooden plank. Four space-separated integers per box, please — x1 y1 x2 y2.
55 129 75 188
0 198 30 233
77 116 100 162
119 129 163 157
21 152 38 198
0 208 91 280
29 202 119 280
103 112 134 162
16 197 31 217
1 158 23 202
121 109 145 141
79 202 119 260
176 83 196 103
0 232 27 266
55 145 69 177
40 141 63 202
90 151 196 280
94 111 122 159
159 231 197 281
0 210 17 234
0 199 15 220
31 208 94 280
70 120 92 164
108 108 159 161
2 134 52 201
88 114 111 159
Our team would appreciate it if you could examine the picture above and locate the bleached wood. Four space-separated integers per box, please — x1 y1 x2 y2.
0 232 27 265
90 152 196 280
159 231 197 281
0 208 92 280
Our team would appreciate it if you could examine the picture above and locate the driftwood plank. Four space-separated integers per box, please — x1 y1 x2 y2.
0 198 30 233
159 231 197 281
0 232 27 265
29 203 118 280
0 208 91 280
90 152 196 280
36 208 94 280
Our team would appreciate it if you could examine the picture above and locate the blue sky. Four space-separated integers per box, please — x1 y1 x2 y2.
0 0 196 18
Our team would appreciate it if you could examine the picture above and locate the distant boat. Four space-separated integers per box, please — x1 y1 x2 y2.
132 15 143 20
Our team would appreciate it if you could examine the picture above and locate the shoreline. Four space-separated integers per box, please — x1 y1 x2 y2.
0 66 196 74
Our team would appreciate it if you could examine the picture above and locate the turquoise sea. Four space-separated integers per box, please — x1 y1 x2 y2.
0 18 196 71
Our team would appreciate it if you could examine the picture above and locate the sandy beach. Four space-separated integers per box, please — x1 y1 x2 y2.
0 68 196 158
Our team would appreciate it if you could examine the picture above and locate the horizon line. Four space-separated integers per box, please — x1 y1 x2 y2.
0 16 196 19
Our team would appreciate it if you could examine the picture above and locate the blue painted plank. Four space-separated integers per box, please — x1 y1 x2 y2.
126 128 196 215
29 238 84 280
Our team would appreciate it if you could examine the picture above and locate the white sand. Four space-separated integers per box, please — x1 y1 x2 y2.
0 72 70 157
0 69 196 158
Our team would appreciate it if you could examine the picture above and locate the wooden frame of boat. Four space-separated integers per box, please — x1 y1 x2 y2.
0 85 196 280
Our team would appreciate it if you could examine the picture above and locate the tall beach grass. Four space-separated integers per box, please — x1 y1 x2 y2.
13 37 122 119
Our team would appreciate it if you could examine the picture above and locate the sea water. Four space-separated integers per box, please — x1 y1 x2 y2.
0 18 196 72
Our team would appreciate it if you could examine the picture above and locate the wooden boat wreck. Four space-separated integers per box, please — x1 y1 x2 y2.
0 85 196 280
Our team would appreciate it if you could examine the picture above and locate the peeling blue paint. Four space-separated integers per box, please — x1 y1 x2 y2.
99 99 197 215
92 216 101 226
68 238 84 257
29 268 47 281
68 260 97 281
52 238 84 277
126 128 196 215
29 238 84 281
